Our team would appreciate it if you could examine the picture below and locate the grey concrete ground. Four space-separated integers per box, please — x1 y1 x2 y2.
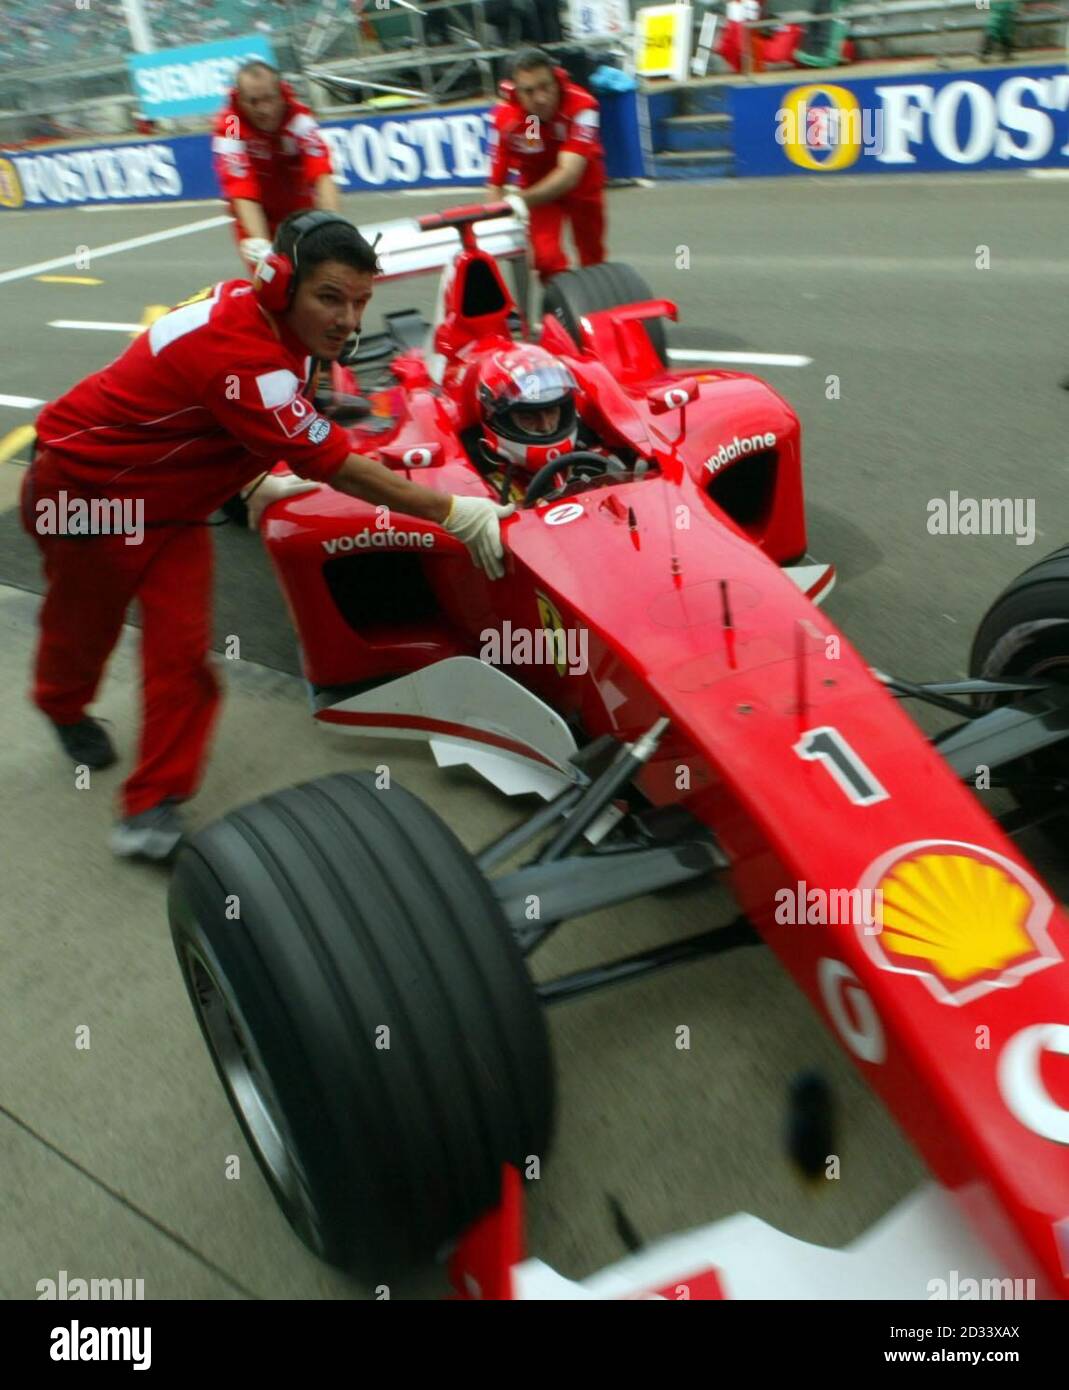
0 173 1066 1299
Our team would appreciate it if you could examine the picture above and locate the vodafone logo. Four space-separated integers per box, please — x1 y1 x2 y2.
817 958 885 1064
273 395 316 439
383 442 441 468
704 431 777 474
663 387 689 409
322 530 435 554
998 1023 1069 1144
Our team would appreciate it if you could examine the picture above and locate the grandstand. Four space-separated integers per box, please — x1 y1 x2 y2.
1 0 1065 150
0 0 300 69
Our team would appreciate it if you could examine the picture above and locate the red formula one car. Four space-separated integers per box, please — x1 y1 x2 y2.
168 203 1069 1298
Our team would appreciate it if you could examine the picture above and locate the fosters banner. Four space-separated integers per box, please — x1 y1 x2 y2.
0 107 495 210
0 96 644 210
731 66 1069 175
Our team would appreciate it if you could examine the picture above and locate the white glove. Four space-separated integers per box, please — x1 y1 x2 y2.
503 190 529 225
243 470 320 531
239 236 272 275
442 495 515 580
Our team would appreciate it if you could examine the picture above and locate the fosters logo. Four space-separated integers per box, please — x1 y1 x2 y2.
857 840 1060 1006
0 157 23 208
775 84 882 171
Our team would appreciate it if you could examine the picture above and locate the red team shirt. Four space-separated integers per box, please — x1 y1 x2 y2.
211 81 334 234
34 281 350 521
488 69 605 199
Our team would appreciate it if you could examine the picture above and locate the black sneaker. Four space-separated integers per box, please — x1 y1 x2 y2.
110 799 186 862
52 717 117 770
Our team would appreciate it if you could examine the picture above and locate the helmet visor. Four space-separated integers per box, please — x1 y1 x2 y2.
500 359 578 409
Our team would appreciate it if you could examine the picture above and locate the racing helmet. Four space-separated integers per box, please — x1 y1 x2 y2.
476 346 578 471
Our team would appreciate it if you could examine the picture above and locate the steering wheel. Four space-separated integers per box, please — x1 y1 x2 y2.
521 451 614 508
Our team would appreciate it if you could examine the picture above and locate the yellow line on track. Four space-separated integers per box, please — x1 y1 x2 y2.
133 304 170 338
0 424 36 465
35 275 103 285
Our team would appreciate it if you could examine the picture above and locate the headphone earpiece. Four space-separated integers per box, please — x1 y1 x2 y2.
253 249 294 312
252 210 355 314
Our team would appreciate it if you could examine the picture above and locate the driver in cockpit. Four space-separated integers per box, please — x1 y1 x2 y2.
473 344 636 501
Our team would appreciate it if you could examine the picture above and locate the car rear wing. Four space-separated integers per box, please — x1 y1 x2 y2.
356 201 529 285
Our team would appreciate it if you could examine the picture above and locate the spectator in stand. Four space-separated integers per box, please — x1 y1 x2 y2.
980 1 1017 60
212 60 340 275
486 48 607 282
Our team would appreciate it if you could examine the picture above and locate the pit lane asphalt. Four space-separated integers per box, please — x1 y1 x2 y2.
1 174 1067 1300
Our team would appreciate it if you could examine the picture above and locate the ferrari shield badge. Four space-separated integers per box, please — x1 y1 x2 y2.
535 592 569 678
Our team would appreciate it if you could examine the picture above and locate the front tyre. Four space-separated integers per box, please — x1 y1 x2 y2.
970 546 1069 839
168 772 554 1280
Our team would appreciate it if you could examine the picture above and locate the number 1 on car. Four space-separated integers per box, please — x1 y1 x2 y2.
793 726 890 806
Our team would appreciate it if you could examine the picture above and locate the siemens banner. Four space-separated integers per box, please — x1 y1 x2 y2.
0 95 644 210
731 66 1069 175
128 35 277 119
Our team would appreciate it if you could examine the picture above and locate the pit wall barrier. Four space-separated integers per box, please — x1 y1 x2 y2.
0 92 646 212
6 67 1060 208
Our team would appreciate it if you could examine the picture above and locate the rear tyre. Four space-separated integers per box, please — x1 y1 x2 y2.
542 261 669 367
969 548 1069 838
168 771 554 1280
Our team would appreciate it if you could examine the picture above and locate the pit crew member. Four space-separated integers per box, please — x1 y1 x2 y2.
23 213 513 862
212 59 340 275
486 49 607 282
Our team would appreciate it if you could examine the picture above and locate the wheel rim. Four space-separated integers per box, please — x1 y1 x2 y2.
1024 654 1069 681
183 942 326 1253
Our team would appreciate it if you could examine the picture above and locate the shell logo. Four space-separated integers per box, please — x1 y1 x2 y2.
856 840 1060 1006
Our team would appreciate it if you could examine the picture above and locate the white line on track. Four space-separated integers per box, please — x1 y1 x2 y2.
626 250 1069 275
49 320 144 332
668 349 811 367
0 393 45 408
45 323 813 368
0 215 231 286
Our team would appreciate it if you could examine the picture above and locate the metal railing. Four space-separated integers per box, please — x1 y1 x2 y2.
733 0 1069 77
301 0 626 110
0 2 628 142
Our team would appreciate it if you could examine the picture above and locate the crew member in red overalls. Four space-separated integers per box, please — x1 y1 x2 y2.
486 48 607 281
212 59 339 274
23 213 512 862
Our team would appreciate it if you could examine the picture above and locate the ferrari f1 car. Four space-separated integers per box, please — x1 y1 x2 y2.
168 202 1069 1297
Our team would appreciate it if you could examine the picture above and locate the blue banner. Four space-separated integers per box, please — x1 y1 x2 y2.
0 92 646 211
731 66 1069 176
127 34 277 119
